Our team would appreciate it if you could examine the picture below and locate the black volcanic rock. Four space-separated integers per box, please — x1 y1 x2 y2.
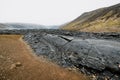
24 33 120 71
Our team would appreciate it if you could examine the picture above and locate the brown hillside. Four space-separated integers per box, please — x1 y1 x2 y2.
61 3 120 32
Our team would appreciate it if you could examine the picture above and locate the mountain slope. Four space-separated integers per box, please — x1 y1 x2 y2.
0 24 9 29
0 23 49 30
61 3 120 32
5 23 46 29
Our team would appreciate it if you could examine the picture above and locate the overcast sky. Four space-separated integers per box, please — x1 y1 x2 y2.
0 0 120 26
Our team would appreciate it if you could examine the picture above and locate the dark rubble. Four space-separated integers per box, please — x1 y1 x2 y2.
0 29 120 80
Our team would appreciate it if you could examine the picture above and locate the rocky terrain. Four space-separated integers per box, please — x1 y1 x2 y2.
61 3 120 32
0 29 120 80
0 35 88 80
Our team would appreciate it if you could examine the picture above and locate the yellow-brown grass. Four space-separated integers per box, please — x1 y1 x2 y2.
61 18 120 32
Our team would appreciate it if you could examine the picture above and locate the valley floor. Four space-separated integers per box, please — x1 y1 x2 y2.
0 35 89 80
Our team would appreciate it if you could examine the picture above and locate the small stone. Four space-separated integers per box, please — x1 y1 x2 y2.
90 75 97 80
10 62 22 69
92 75 96 78
10 64 16 69
105 77 108 80
68 68 72 71
15 62 22 67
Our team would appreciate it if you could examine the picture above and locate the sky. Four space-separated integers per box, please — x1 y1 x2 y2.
0 0 120 26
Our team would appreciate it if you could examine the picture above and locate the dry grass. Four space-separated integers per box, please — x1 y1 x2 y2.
62 18 120 32
0 35 90 80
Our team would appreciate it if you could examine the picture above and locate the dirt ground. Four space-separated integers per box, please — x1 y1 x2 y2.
0 35 89 80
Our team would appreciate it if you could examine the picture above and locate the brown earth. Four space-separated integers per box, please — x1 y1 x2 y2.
0 35 89 80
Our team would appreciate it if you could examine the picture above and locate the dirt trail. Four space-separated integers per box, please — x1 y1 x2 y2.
0 35 89 80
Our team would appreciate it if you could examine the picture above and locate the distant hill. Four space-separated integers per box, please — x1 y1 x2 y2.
0 24 9 29
50 25 60 29
61 3 120 32
0 23 47 30
6 23 47 29
0 23 60 30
